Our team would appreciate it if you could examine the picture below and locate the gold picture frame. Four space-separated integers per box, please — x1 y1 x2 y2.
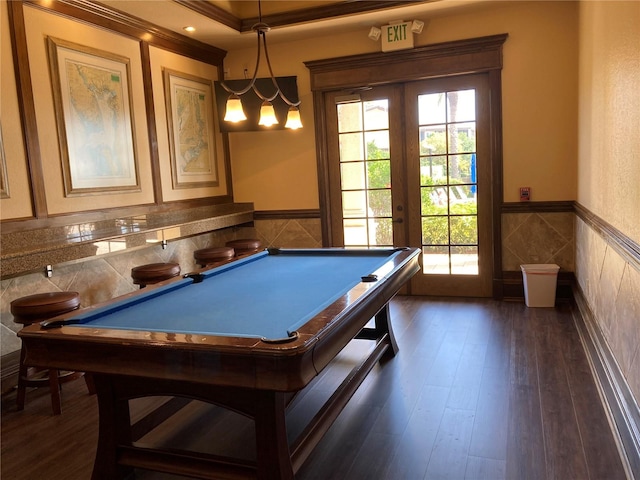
163 68 219 189
47 37 140 196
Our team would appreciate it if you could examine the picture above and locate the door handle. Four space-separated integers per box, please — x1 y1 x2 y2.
393 218 403 224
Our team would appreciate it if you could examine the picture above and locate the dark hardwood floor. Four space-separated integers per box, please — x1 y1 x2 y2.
1 297 628 479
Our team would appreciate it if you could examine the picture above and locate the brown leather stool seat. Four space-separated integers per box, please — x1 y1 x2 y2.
11 291 93 415
131 262 180 288
194 246 235 267
225 239 263 256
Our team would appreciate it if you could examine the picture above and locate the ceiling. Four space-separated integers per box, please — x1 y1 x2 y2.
97 0 484 51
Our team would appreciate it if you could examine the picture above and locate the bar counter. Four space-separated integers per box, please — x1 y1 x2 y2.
1 203 255 279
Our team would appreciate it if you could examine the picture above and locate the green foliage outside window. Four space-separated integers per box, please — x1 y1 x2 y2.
362 140 477 247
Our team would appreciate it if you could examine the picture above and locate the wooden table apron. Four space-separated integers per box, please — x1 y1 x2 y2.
18 248 421 479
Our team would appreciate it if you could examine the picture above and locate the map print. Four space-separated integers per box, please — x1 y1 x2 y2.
63 57 136 190
174 86 212 176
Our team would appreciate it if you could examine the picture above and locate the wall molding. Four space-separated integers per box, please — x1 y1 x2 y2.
573 285 640 480
254 209 321 220
574 202 640 272
501 200 574 213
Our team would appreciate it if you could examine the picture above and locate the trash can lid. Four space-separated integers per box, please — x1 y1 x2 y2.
520 264 560 273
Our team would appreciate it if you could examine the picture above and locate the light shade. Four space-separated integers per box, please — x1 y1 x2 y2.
258 101 278 127
284 106 303 130
224 95 247 122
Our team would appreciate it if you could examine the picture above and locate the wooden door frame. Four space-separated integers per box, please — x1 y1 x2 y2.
305 34 508 298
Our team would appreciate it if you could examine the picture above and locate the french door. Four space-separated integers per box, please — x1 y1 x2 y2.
325 74 493 297
325 86 407 248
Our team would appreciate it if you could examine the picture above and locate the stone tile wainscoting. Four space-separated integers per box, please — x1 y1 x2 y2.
572 208 640 477
254 218 322 250
502 211 575 272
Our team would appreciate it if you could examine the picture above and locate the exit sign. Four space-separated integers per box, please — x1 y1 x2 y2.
381 22 413 52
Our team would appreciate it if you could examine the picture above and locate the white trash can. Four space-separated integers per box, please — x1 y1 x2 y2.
520 264 560 307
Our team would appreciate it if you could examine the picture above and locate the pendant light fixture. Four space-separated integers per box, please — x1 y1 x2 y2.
220 0 302 129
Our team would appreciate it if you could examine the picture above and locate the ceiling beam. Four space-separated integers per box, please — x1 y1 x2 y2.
173 0 242 31
174 0 432 33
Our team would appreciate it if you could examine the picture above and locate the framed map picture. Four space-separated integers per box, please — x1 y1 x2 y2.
47 37 140 195
163 69 218 189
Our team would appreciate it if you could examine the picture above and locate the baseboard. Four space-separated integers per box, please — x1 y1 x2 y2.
1 350 20 396
573 285 640 480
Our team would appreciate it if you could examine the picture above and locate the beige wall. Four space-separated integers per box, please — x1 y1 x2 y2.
1 1 33 219
577 1 640 243
224 1 579 210
575 1 640 405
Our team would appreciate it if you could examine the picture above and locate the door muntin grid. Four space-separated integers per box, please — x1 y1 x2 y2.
337 99 393 248
418 89 478 275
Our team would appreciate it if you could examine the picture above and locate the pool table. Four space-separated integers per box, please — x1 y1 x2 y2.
19 247 420 479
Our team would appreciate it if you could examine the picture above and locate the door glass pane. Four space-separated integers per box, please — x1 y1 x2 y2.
422 217 448 244
419 125 447 155
364 100 389 130
420 155 447 185
418 93 446 124
448 89 476 122
451 246 478 275
418 88 479 275
450 154 474 182
367 160 390 189
341 162 365 190
421 187 446 215
450 216 477 244
339 132 364 162
342 190 366 218
343 219 368 246
337 102 362 132
373 218 393 246
422 246 449 274
368 189 392 217
337 96 392 248
365 131 389 159
448 122 476 155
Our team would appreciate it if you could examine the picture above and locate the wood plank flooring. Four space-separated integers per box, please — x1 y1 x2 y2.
1 297 628 479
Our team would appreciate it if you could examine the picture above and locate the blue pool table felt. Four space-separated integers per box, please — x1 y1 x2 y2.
65 250 400 339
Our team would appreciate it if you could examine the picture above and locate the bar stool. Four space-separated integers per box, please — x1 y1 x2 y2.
131 262 180 288
193 246 235 267
225 239 263 256
11 291 92 415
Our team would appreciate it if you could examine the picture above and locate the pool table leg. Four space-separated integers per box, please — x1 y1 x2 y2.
254 390 294 480
357 303 399 358
375 303 399 357
91 375 134 480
